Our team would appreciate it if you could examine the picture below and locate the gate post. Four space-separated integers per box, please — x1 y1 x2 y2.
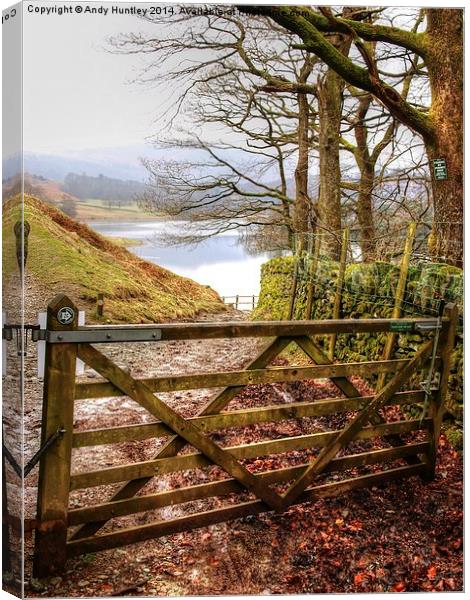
423 302 458 480
33 295 78 577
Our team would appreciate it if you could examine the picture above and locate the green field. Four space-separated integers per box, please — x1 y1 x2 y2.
76 198 160 221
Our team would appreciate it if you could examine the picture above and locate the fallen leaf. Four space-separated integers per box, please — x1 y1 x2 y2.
354 572 367 586
393 582 406 592
348 520 363 531
335 518 344 527
427 565 437 580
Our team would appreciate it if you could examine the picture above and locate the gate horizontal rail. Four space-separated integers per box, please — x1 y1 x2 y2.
70 418 431 490
72 390 426 448
66 463 427 557
75 358 441 399
31 294 458 577
44 316 444 343
67 442 430 526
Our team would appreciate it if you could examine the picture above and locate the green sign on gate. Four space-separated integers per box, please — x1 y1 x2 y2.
432 158 448 180
389 321 415 333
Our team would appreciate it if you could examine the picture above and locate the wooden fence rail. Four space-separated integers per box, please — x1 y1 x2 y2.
31 294 458 577
222 295 258 310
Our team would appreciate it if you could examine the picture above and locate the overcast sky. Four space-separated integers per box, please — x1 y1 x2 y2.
23 4 173 155
18 0 430 174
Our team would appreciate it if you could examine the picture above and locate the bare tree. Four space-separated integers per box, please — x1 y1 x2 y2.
239 6 463 266
114 14 320 252
340 11 429 259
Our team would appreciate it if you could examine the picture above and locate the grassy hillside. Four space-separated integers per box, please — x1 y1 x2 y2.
2 195 225 323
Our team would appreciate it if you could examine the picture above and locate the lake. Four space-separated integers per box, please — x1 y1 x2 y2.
90 220 277 298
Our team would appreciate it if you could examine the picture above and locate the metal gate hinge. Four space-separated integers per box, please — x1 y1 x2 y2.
2 324 46 357
2 324 45 341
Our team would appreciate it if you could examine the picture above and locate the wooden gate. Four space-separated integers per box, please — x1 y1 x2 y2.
33 294 458 576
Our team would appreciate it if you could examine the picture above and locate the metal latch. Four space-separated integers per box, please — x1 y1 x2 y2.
420 300 446 422
414 321 442 332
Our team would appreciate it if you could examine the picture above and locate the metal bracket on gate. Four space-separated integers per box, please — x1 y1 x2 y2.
3 428 65 478
2 324 164 345
46 328 163 343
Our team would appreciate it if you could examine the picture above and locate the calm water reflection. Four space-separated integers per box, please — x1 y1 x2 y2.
90 220 276 297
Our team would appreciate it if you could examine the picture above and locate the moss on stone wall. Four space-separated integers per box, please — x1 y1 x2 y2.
254 256 463 419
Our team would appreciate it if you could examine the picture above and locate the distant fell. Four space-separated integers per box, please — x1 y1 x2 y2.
2 172 79 205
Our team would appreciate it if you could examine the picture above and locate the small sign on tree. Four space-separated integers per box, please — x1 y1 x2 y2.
432 158 448 180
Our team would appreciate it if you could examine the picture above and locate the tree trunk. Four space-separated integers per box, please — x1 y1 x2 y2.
293 58 314 252
283 201 295 251
316 10 357 260
425 9 463 267
357 164 375 260
317 70 343 259
353 93 376 260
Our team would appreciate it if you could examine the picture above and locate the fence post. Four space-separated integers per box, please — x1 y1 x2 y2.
376 222 416 390
423 303 458 480
304 234 321 320
288 238 305 320
96 293 104 317
33 294 78 577
328 228 349 360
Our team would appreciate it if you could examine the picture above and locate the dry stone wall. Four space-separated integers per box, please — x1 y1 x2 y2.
254 256 463 419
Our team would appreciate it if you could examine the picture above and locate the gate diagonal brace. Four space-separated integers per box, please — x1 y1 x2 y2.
293 334 421 463
280 338 434 510
3 429 65 479
78 343 285 512
70 335 292 541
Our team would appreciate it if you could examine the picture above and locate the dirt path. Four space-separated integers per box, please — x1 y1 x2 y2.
2 274 463 595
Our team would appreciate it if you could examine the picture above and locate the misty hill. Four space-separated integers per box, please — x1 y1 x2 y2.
63 172 146 204
2 151 148 182
2 170 147 207
2 172 79 205
2 195 225 323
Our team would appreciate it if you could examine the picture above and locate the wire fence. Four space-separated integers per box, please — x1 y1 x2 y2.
254 222 463 419
265 223 463 328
